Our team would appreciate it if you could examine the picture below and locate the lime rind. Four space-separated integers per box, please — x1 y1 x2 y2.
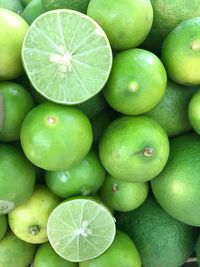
22 9 112 104
47 199 116 262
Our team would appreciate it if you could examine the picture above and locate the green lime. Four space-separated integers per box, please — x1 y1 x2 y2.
99 174 149 212
41 0 90 13
80 230 141 267
0 144 35 214
87 0 153 51
47 198 116 262
9 184 61 244
21 0 32 6
45 149 105 198
151 133 200 226
142 0 200 53
22 0 45 24
0 230 36 267
22 9 112 104
117 196 198 267
188 88 200 135
99 115 169 182
34 242 78 267
20 102 93 171
0 215 7 241
161 17 200 85
147 79 195 137
104 48 167 115
0 8 29 80
0 0 23 14
78 93 107 119
0 82 35 141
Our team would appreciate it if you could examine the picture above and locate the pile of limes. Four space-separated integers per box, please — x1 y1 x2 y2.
1 0 200 267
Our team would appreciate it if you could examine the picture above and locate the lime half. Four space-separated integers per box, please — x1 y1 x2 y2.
47 198 116 262
22 9 112 104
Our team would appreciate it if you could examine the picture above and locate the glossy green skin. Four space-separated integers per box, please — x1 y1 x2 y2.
0 144 35 214
0 230 36 267
87 0 153 51
34 242 78 267
0 215 7 241
0 0 23 14
41 0 90 13
151 133 200 226
99 115 169 182
147 79 194 137
100 174 149 212
188 88 200 135
0 8 29 80
117 196 198 267
45 149 105 198
162 17 200 85
104 49 167 115
9 185 61 244
0 82 35 141
80 230 141 267
22 0 45 24
20 102 93 171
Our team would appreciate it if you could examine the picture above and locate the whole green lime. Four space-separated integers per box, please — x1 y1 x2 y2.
0 0 23 14
188 88 200 135
161 17 200 85
151 133 200 226
147 79 195 137
0 82 35 141
0 215 7 241
100 174 149 212
117 196 198 267
20 102 93 171
99 115 169 182
22 0 45 24
80 230 141 267
45 149 105 198
104 48 167 115
34 242 78 267
0 230 36 267
87 0 153 51
0 8 29 80
0 144 35 214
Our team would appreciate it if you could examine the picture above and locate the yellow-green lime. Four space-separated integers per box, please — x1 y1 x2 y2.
0 144 35 214
188 88 200 135
104 48 167 115
41 0 90 13
117 196 198 267
87 0 153 51
0 0 23 14
34 242 78 267
147 79 195 137
22 9 112 104
9 184 60 244
99 115 169 182
151 133 200 226
45 149 105 198
161 17 200 85
0 82 35 141
142 0 200 53
20 102 93 171
0 215 7 241
80 230 141 267
100 174 149 212
0 8 29 80
22 0 45 24
0 230 36 267
47 198 116 262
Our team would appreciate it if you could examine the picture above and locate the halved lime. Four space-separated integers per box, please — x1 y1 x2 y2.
47 198 116 262
22 9 112 104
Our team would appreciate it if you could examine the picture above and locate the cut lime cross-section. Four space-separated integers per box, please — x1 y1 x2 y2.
22 10 112 104
47 198 116 262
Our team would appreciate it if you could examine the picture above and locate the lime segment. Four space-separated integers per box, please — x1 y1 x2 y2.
22 9 112 104
47 199 116 262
